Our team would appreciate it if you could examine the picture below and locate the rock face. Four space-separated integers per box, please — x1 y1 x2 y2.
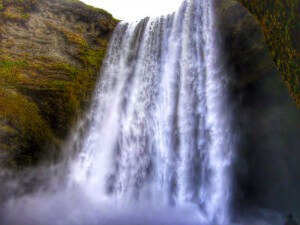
215 0 300 218
0 0 117 167
236 0 300 109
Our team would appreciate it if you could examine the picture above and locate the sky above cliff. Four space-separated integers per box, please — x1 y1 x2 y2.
81 0 183 21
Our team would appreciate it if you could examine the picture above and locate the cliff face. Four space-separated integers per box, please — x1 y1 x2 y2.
215 0 300 217
0 0 117 167
236 0 300 108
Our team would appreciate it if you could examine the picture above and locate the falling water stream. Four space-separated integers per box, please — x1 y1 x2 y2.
1 0 237 224
70 0 234 224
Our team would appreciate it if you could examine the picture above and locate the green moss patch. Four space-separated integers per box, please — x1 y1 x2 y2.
46 22 89 48
0 0 116 168
0 89 54 166
0 0 33 22
0 44 109 166
2 5 29 20
0 0 4 11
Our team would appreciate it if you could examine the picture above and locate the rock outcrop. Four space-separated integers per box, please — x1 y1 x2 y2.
0 0 117 167
215 0 300 218
236 0 300 108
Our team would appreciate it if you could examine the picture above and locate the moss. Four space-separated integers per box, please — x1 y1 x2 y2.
50 62 79 81
0 0 31 21
0 59 29 88
0 90 48 140
45 21 91 50
236 0 300 108
0 0 117 168
0 54 95 166
80 48 107 67
64 0 114 18
0 89 54 165
85 4 113 17
0 0 3 10
0 52 103 139
0 124 17 135
57 27 88 48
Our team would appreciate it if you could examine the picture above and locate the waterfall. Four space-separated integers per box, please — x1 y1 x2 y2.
69 0 234 224
0 0 236 224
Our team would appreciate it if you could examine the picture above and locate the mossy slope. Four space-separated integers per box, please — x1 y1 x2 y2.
0 0 117 167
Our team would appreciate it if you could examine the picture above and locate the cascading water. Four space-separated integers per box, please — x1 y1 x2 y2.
69 0 234 224
0 0 236 224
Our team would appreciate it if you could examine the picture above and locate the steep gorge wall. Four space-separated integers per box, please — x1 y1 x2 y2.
236 0 300 108
0 0 117 167
215 0 300 217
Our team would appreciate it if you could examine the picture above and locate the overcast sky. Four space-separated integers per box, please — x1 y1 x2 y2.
80 0 184 21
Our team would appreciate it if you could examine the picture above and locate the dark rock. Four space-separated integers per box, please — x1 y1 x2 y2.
215 0 300 218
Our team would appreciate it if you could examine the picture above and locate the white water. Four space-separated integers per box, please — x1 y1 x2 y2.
1 0 236 224
69 0 234 223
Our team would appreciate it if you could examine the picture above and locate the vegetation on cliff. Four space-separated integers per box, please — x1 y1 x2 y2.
236 0 300 108
0 0 117 167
